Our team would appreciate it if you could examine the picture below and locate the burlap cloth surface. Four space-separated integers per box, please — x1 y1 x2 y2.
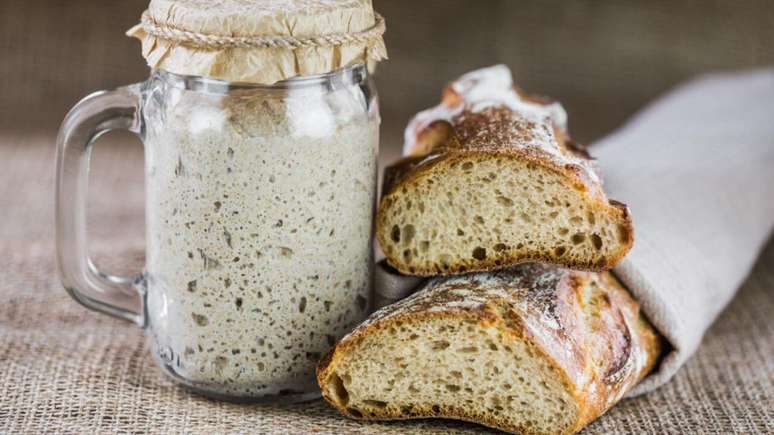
0 134 772 434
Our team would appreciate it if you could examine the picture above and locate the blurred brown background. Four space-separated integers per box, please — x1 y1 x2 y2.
1 0 773 161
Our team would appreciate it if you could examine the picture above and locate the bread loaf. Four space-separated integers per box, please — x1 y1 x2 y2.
376 65 634 276
317 264 661 434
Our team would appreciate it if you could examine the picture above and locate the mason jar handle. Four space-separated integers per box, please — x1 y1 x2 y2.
55 84 146 326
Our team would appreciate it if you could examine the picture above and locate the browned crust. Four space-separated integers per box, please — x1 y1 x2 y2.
405 120 455 158
317 266 661 434
376 149 635 277
571 272 662 430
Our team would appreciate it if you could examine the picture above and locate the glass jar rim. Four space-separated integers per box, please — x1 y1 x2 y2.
152 64 368 94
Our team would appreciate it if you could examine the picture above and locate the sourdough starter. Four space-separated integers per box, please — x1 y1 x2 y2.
143 81 378 397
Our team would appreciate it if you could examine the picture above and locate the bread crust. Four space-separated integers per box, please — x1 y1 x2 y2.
317 265 661 434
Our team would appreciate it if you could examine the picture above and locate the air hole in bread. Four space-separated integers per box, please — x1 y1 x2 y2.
390 225 400 243
591 234 603 250
558 227 569 236
472 247 487 260
327 373 349 407
474 216 485 225
571 233 586 245
458 346 478 353
347 407 363 418
403 224 416 244
432 340 450 350
419 241 430 252
457 229 465 236
554 246 566 257
462 162 474 171
446 384 461 392
497 196 513 207
363 400 388 408
494 243 508 252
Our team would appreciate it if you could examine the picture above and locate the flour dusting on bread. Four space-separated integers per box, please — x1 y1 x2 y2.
403 65 567 156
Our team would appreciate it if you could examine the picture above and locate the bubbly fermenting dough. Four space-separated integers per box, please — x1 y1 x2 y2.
143 75 378 397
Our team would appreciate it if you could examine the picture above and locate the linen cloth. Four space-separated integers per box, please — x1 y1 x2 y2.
375 69 774 397
595 69 774 394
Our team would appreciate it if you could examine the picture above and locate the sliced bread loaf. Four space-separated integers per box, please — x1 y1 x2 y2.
377 65 634 276
317 264 661 435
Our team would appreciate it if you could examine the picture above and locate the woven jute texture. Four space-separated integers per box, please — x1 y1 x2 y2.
0 136 772 433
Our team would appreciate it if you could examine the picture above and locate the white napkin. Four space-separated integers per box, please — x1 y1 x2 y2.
375 68 774 396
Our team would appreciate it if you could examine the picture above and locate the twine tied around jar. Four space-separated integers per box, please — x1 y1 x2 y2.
139 9 386 55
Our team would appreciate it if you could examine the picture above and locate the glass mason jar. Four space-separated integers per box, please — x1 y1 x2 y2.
55 64 378 402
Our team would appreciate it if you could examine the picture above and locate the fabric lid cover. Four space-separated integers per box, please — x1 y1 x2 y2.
127 0 387 84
